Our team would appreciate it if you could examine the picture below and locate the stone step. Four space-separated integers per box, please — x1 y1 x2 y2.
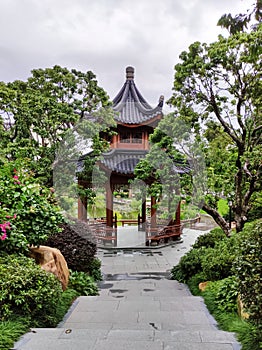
14 327 240 350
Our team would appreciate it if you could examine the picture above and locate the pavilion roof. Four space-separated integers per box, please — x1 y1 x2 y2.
99 149 191 176
112 67 163 125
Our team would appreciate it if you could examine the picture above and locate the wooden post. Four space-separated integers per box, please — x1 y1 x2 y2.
142 194 146 230
78 197 83 220
106 181 113 227
175 200 181 226
151 196 157 230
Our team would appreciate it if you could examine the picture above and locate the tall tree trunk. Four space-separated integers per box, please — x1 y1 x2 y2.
202 203 230 236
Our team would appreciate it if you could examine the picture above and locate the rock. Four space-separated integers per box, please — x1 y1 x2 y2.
29 245 69 291
198 281 210 292
237 294 249 320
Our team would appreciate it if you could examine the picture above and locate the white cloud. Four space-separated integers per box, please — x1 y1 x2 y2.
0 0 254 106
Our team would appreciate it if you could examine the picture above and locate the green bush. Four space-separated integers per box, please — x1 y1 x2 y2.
171 247 207 282
45 219 100 278
234 221 262 328
68 271 98 296
0 254 62 326
192 227 226 249
0 159 64 254
204 277 239 314
200 237 237 281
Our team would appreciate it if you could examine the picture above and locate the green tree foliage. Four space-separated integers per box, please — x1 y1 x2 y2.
218 0 262 34
0 65 113 186
167 24 262 233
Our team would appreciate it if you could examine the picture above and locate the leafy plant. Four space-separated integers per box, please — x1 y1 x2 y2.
234 221 262 328
200 237 237 281
192 227 226 249
171 247 206 282
45 219 99 277
68 271 98 296
0 159 64 254
0 318 31 350
0 254 62 326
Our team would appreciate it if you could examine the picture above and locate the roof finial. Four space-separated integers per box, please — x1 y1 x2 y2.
158 95 164 107
126 66 134 80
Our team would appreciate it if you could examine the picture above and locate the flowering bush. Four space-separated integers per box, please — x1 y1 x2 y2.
0 159 64 254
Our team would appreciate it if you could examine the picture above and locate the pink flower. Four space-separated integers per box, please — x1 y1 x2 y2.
13 214 17 219
13 175 19 180
1 233 7 240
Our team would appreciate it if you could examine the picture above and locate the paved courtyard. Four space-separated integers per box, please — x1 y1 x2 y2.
14 228 241 350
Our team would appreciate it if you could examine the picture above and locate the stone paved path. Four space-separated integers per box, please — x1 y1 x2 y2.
13 228 241 350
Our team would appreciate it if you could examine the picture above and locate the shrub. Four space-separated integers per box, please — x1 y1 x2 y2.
0 159 64 254
192 227 226 249
68 271 98 296
171 247 207 282
45 219 101 279
200 237 237 281
234 221 262 328
0 254 62 326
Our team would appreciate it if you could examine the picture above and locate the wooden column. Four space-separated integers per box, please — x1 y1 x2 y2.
141 194 147 229
78 197 87 221
175 200 181 226
106 181 113 227
151 196 157 230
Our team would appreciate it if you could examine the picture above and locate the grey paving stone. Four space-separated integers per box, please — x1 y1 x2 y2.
65 310 139 324
163 342 236 350
60 322 113 330
107 329 154 341
92 339 162 350
73 299 120 312
154 330 202 342
199 330 240 343
14 338 96 350
117 299 161 312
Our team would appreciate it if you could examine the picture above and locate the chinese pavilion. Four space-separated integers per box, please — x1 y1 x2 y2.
78 67 185 245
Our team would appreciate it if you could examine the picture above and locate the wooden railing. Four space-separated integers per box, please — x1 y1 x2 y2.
181 214 201 228
146 224 182 246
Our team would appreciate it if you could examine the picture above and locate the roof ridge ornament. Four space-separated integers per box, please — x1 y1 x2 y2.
158 95 164 107
126 66 134 80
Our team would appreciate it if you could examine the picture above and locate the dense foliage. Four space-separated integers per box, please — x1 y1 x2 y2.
0 254 62 325
68 271 99 296
0 159 64 254
0 65 113 186
234 221 262 328
171 221 262 349
45 219 101 279
145 20 262 235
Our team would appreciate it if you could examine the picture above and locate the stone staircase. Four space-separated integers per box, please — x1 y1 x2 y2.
14 273 241 350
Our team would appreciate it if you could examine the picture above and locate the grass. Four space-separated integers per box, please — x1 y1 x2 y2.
0 288 80 350
0 318 31 350
188 280 261 350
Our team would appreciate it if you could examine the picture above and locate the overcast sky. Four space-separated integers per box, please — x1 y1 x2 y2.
0 0 253 108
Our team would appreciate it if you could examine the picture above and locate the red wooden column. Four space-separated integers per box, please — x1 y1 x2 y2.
141 195 147 228
175 200 181 226
78 197 87 221
106 181 113 227
150 196 157 231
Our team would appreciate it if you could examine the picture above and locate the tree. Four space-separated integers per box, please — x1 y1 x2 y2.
0 66 113 186
218 0 262 34
167 26 262 234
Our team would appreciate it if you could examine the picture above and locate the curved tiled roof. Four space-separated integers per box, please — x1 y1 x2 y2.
99 149 191 175
100 149 147 175
112 67 163 125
